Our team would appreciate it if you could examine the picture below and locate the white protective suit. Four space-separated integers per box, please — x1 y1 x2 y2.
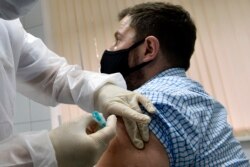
0 0 39 20
0 18 125 166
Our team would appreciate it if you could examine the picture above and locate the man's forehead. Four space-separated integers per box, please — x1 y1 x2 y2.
119 15 131 28
117 16 135 39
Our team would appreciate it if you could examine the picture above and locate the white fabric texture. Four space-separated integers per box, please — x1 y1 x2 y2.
0 131 57 167
0 18 125 166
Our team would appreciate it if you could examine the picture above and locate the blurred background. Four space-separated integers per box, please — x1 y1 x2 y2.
14 0 250 159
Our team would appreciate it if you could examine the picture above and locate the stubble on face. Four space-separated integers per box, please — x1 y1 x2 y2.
125 54 145 91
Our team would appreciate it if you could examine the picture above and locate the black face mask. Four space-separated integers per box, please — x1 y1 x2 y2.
100 38 152 77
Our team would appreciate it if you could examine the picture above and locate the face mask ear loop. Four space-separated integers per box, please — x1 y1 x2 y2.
128 38 146 50
102 38 145 55
123 60 153 77
122 38 150 76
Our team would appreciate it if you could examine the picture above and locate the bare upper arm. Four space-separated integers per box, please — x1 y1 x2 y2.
95 118 170 167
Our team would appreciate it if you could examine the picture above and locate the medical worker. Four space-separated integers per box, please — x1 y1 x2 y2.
0 0 155 166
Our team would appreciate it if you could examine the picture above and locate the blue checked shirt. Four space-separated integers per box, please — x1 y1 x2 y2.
136 68 250 167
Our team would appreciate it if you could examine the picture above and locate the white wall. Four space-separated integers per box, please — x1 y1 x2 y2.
13 1 51 134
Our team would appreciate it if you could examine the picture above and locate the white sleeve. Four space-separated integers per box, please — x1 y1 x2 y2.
16 26 126 112
0 131 57 167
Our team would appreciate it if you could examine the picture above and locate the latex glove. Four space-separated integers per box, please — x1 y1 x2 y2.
49 114 117 167
94 84 156 149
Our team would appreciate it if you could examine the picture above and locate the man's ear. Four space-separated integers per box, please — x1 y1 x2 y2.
143 36 160 62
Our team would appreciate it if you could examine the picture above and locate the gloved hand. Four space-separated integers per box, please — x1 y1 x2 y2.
49 114 117 167
94 84 156 149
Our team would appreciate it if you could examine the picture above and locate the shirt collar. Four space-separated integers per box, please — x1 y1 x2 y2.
141 68 186 86
152 67 186 79
159 68 186 77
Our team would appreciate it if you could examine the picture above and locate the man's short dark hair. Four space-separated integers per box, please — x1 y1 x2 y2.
119 2 196 70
